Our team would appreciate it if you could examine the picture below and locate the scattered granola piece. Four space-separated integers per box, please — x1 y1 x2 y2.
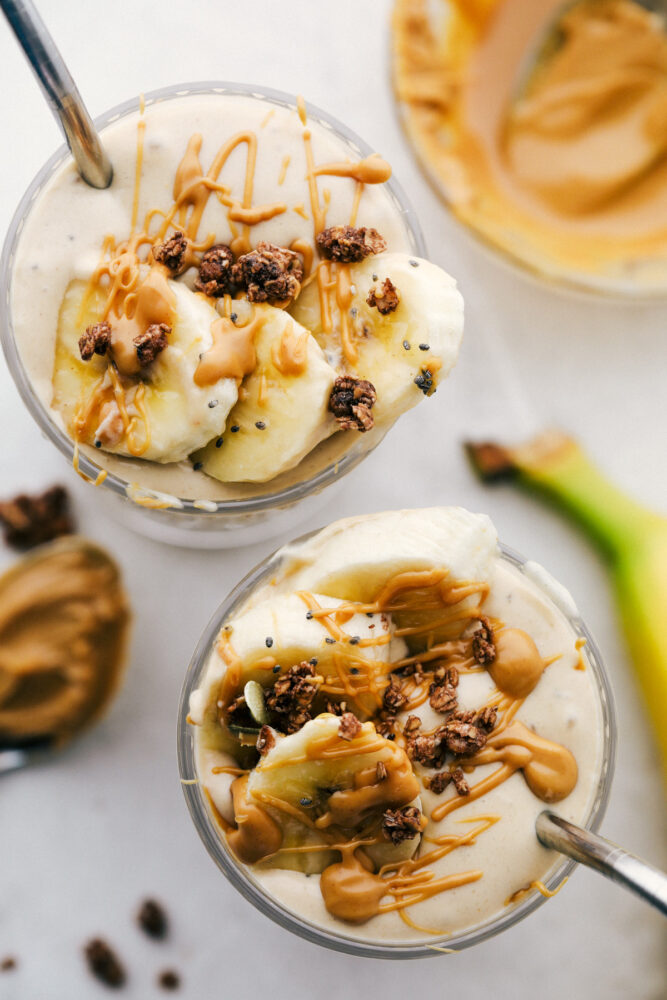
1 957 16 972
376 761 388 782
158 970 181 992
194 243 235 297
84 939 126 989
328 375 377 432
438 718 488 756
407 732 444 768
265 661 319 734
403 714 422 736
472 616 496 665
134 323 170 367
316 225 387 262
326 700 346 716
232 242 303 304
429 771 453 795
338 711 362 741
152 231 189 274
382 675 408 714
429 666 460 715
382 806 422 845
0 485 73 550
375 719 396 740
137 898 168 940
256 725 276 756
475 706 498 733
366 277 400 315
79 321 111 361
225 694 254 728
451 768 470 796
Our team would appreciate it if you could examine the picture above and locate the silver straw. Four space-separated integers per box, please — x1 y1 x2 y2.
1 0 112 188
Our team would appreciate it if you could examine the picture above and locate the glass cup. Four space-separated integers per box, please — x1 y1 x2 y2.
177 534 616 958
0 81 425 549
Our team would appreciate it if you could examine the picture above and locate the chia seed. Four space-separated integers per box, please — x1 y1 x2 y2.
230 425 240 433
208 399 219 407
255 421 266 430
325 637 335 644
193 461 203 471
231 312 238 323
418 343 430 351
409 259 419 267
306 611 313 620
402 340 410 351
215 437 224 448
265 637 274 648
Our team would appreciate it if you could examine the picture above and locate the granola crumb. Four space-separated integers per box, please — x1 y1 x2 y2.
338 711 362 741
158 970 181 992
429 665 459 715
134 323 170 366
232 242 303 304
137 898 168 940
451 768 470 796
79 321 111 361
428 771 452 795
366 277 400 315
382 806 422 845
475 706 498 733
382 675 408 714
84 939 126 989
407 732 444 768
376 761 388 782
0 485 73 550
438 717 488 756
152 231 189 274
472 616 496 665
328 375 376 432
316 225 387 262
256 725 276 756
0 957 16 972
265 661 319 734
194 244 235 297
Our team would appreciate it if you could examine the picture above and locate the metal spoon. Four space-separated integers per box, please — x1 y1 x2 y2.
513 0 667 103
537 810 667 915
0 0 112 188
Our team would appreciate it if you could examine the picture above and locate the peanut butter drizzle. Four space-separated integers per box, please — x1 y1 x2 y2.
227 775 283 864
313 155 392 185
316 743 420 829
488 627 546 699
270 321 309 375
195 310 265 385
228 202 287 225
0 539 129 745
110 265 175 376
335 265 358 364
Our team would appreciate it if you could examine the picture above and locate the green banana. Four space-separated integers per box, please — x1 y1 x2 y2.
466 430 667 777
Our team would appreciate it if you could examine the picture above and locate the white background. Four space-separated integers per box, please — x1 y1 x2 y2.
0 2 665 998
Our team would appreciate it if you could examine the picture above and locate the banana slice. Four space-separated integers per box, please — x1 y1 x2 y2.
289 253 463 421
197 306 337 483
52 277 237 463
238 715 421 873
191 591 407 723
277 507 498 648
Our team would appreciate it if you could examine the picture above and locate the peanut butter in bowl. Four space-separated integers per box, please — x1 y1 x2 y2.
0 537 130 749
393 0 667 296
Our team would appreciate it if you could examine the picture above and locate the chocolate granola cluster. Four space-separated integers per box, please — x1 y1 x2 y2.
328 375 377 432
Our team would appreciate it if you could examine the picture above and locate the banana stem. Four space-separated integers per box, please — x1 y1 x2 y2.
467 431 667 778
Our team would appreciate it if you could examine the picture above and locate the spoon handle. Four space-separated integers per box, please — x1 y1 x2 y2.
1 0 112 188
536 810 667 915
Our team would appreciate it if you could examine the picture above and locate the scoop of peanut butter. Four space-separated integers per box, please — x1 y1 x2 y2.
0 537 130 746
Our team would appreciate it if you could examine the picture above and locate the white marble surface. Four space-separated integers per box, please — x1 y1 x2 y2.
0 2 665 998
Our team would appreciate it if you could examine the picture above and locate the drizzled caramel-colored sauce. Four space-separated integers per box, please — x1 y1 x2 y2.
195 311 265 385
270 321 309 375
110 266 175 376
488 628 545 698
227 775 283 863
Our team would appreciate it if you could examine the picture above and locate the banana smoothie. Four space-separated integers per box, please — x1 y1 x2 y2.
188 508 608 946
10 91 463 504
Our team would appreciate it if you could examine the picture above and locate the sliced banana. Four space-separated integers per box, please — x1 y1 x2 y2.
277 507 498 648
201 591 407 720
197 306 338 483
52 277 238 463
241 715 421 873
289 253 463 421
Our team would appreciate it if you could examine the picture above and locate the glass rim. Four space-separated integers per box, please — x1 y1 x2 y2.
177 533 617 959
0 80 426 517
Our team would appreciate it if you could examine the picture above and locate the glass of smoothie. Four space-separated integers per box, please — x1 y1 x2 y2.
1 81 465 548
178 506 615 957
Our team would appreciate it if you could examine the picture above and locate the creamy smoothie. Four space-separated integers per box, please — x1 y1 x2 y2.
188 508 607 945
10 90 463 505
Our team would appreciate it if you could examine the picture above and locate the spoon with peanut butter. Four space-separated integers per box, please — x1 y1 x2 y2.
0 537 130 774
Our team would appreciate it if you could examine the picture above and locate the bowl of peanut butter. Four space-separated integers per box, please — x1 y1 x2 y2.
392 0 667 297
